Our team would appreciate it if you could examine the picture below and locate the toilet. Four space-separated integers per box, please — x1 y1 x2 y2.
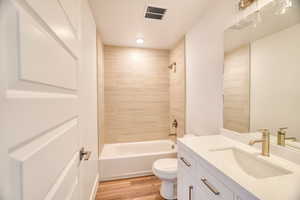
152 158 177 200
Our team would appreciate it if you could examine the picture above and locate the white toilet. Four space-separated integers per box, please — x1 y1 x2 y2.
152 158 177 200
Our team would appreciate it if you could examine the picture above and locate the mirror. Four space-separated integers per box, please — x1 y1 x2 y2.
224 0 300 151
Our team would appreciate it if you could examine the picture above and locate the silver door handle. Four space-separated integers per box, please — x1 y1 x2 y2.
189 185 193 200
201 178 220 195
180 157 191 167
80 148 92 161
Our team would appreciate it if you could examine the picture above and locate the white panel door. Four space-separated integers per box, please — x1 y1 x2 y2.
0 0 98 199
78 1 99 200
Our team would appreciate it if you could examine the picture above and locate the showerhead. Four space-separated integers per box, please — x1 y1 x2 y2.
168 62 176 70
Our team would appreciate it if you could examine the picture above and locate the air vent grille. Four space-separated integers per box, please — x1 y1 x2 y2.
145 6 167 20
145 13 163 20
146 6 166 15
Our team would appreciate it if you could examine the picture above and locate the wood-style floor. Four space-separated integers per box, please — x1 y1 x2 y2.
96 176 164 200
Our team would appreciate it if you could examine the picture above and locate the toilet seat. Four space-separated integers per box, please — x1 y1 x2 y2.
153 158 177 180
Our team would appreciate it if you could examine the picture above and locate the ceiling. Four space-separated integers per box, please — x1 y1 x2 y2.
88 0 211 49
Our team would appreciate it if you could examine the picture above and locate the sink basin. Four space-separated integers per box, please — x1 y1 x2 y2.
209 147 292 179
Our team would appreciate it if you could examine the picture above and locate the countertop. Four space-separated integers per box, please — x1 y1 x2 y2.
178 135 300 200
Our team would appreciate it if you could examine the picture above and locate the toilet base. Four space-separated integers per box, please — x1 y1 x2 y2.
160 180 177 200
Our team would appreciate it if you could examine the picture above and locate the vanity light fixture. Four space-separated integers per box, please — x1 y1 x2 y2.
238 0 255 9
252 10 262 27
274 0 293 15
235 0 262 29
235 0 293 29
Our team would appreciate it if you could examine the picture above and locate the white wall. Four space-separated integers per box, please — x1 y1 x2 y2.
250 23 300 139
185 0 236 135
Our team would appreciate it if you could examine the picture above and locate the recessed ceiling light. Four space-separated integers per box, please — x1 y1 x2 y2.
136 38 144 44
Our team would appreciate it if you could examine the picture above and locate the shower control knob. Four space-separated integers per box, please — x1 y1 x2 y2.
172 119 178 128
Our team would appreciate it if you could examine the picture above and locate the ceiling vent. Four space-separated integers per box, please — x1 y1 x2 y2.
145 6 167 20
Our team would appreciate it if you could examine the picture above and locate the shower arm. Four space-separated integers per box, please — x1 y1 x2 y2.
168 62 176 72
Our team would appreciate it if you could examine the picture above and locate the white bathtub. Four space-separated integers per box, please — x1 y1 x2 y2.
99 140 177 181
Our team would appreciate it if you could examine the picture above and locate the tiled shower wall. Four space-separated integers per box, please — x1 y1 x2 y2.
103 46 170 143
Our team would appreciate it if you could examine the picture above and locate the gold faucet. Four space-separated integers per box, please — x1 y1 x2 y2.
277 127 297 146
249 129 270 156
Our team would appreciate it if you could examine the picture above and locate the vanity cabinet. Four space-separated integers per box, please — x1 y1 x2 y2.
178 157 211 199
177 143 209 200
177 161 197 200
178 142 258 200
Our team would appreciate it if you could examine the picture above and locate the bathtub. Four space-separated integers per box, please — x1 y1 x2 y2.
99 140 177 181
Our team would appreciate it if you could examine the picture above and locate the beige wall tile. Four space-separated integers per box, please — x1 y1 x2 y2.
224 45 250 133
103 46 170 143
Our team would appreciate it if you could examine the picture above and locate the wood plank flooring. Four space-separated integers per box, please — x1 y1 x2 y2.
96 176 164 200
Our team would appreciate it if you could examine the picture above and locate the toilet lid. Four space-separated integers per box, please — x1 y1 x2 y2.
153 158 177 174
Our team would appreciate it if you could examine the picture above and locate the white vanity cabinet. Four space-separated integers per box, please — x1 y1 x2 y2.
177 142 258 200
177 142 209 200
178 160 212 200
177 161 197 200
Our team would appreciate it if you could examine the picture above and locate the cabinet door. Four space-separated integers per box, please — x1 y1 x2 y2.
177 168 193 200
195 184 213 200
178 162 203 200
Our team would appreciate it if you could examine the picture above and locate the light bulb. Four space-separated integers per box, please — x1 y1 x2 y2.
136 38 144 44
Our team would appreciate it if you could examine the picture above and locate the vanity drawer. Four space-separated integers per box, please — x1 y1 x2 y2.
177 143 197 172
197 165 234 200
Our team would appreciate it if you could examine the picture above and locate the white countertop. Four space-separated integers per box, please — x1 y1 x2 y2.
178 135 300 200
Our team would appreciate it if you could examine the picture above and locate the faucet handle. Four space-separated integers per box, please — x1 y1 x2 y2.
278 127 288 136
258 128 269 133
257 129 270 137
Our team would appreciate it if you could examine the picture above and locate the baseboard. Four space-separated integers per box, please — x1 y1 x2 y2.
89 174 99 200
100 171 153 182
